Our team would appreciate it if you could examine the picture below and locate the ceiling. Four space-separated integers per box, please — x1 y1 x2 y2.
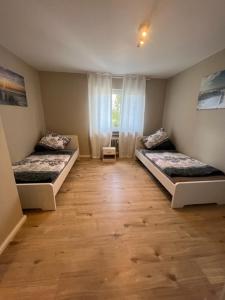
0 0 225 77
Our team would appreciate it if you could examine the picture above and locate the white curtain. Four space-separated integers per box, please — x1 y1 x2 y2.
119 75 146 158
88 73 112 158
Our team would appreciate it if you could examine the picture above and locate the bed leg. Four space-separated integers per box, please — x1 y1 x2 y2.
40 197 57 211
171 196 184 209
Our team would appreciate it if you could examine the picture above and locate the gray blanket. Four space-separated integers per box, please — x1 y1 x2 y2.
140 150 223 177
13 150 75 183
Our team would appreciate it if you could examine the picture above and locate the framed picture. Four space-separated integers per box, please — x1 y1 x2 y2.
197 69 225 110
0 66 27 107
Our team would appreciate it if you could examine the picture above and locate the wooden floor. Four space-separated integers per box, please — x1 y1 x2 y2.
1 159 225 300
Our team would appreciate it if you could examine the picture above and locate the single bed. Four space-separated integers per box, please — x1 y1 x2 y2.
135 136 225 208
13 135 79 211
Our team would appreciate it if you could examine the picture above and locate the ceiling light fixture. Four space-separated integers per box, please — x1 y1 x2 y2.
137 23 150 47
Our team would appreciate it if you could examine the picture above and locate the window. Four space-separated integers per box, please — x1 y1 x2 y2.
112 89 122 131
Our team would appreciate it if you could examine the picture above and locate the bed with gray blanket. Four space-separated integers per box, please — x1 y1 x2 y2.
13 150 75 183
13 134 79 211
135 143 225 208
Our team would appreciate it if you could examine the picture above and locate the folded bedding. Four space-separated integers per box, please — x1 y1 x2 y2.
139 149 224 177
13 150 75 183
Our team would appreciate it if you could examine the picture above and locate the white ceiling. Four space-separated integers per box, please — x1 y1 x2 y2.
0 0 225 77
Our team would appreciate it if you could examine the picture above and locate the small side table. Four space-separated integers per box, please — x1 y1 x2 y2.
102 147 116 162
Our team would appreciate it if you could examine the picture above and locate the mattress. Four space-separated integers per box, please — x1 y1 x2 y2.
138 149 224 177
13 149 75 183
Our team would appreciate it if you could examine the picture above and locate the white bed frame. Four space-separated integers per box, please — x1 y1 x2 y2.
135 137 225 208
16 135 79 211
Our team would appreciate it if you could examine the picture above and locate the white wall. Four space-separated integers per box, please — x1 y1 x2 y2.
0 116 24 248
144 79 167 136
163 48 225 172
40 72 90 155
0 45 45 163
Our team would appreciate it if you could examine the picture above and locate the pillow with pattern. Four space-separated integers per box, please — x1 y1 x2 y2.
37 133 71 150
143 128 169 149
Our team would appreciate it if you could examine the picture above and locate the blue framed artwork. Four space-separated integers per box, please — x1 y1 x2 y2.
197 70 225 110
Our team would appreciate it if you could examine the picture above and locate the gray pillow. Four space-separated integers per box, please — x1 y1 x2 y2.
37 133 71 150
143 128 168 149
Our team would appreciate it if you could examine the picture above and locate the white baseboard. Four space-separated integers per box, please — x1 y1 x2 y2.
79 155 91 158
0 215 27 255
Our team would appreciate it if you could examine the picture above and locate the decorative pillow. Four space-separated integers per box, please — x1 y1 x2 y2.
143 128 169 149
37 133 71 150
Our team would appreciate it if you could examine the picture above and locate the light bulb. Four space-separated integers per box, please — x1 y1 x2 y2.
142 31 147 37
140 40 144 45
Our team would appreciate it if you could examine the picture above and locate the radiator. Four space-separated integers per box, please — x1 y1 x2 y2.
111 136 119 154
